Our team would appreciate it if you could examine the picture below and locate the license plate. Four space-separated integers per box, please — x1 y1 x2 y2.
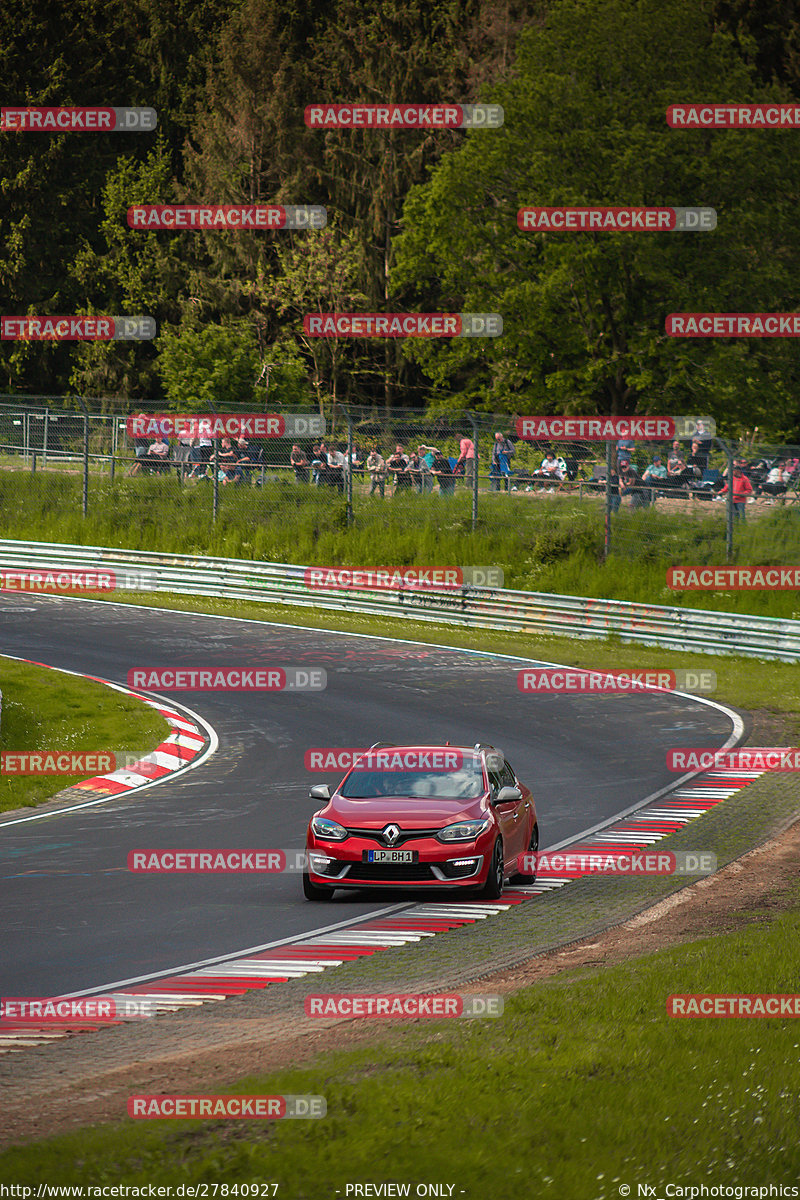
364 849 417 863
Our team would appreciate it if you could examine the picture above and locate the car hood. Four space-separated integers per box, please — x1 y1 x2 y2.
325 795 488 827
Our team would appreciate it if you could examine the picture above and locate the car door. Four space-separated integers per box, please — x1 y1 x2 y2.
498 759 529 858
488 761 521 870
502 759 534 854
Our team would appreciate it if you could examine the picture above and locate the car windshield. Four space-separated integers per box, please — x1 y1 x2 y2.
339 762 486 799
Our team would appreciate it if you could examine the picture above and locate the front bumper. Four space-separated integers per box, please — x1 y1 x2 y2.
306 843 487 888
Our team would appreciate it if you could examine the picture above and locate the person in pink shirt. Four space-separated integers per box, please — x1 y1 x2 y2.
456 435 475 488
719 465 754 520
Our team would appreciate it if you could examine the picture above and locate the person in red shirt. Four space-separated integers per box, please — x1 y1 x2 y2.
719 465 754 520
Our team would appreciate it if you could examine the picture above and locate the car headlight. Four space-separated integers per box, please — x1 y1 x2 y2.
311 815 348 841
437 818 490 843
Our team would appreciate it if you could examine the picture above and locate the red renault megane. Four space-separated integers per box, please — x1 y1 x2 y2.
303 743 538 900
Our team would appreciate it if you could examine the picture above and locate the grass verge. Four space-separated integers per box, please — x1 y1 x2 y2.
0 657 170 811
0 886 798 1193
3 473 800 617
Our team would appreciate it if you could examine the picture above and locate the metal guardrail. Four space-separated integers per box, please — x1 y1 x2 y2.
0 539 798 661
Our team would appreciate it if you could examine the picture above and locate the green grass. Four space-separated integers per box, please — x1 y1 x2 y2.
0 657 170 810
3 473 800 618
1 900 798 1194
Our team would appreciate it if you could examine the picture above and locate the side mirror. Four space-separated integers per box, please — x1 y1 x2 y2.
495 785 521 804
309 783 331 801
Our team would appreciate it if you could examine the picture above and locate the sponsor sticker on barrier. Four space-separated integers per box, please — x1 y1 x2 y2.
304 993 503 1018
667 747 800 771
517 668 716 694
126 667 326 691
128 1094 325 1119
1 107 157 131
304 103 503 129
128 205 326 230
1 316 155 341
303 313 502 337
515 416 715 441
518 207 716 231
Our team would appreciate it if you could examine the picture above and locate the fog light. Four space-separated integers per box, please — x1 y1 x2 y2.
452 858 478 867
309 853 333 870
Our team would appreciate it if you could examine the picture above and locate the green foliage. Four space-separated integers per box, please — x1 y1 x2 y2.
393 0 800 438
3 472 800 619
156 320 261 409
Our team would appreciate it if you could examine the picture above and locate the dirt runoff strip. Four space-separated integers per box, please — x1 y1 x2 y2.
1 815 798 1150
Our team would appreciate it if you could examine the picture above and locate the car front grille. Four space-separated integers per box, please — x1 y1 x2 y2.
345 862 436 882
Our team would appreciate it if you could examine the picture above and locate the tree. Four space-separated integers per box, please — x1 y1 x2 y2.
249 221 368 412
156 320 261 409
393 0 800 438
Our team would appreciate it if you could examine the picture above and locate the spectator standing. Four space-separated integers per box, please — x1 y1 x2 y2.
407 449 423 493
365 448 387 496
386 444 410 492
327 445 347 493
490 431 514 491
719 465 754 519
129 413 150 476
290 444 309 484
456 434 475 488
430 448 455 496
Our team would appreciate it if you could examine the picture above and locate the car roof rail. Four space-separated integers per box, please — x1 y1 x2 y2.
473 743 496 752
368 741 395 750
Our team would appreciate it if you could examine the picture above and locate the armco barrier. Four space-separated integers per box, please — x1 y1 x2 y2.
0 539 799 661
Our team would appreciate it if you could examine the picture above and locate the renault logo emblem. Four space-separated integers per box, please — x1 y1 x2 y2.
382 824 401 846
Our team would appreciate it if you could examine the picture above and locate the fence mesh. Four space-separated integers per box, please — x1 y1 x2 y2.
1 397 798 564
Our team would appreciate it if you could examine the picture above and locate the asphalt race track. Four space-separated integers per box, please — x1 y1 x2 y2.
0 596 740 998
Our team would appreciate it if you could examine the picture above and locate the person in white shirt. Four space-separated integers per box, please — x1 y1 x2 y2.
760 460 789 502
532 450 565 490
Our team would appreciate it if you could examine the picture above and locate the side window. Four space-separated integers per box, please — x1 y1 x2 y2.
488 768 503 796
500 761 517 789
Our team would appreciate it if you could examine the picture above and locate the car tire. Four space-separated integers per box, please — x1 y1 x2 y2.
303 872 333 901
510 823 538 883
479 838 504 899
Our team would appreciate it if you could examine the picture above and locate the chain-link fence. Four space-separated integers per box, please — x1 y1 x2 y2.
1 397 798 562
